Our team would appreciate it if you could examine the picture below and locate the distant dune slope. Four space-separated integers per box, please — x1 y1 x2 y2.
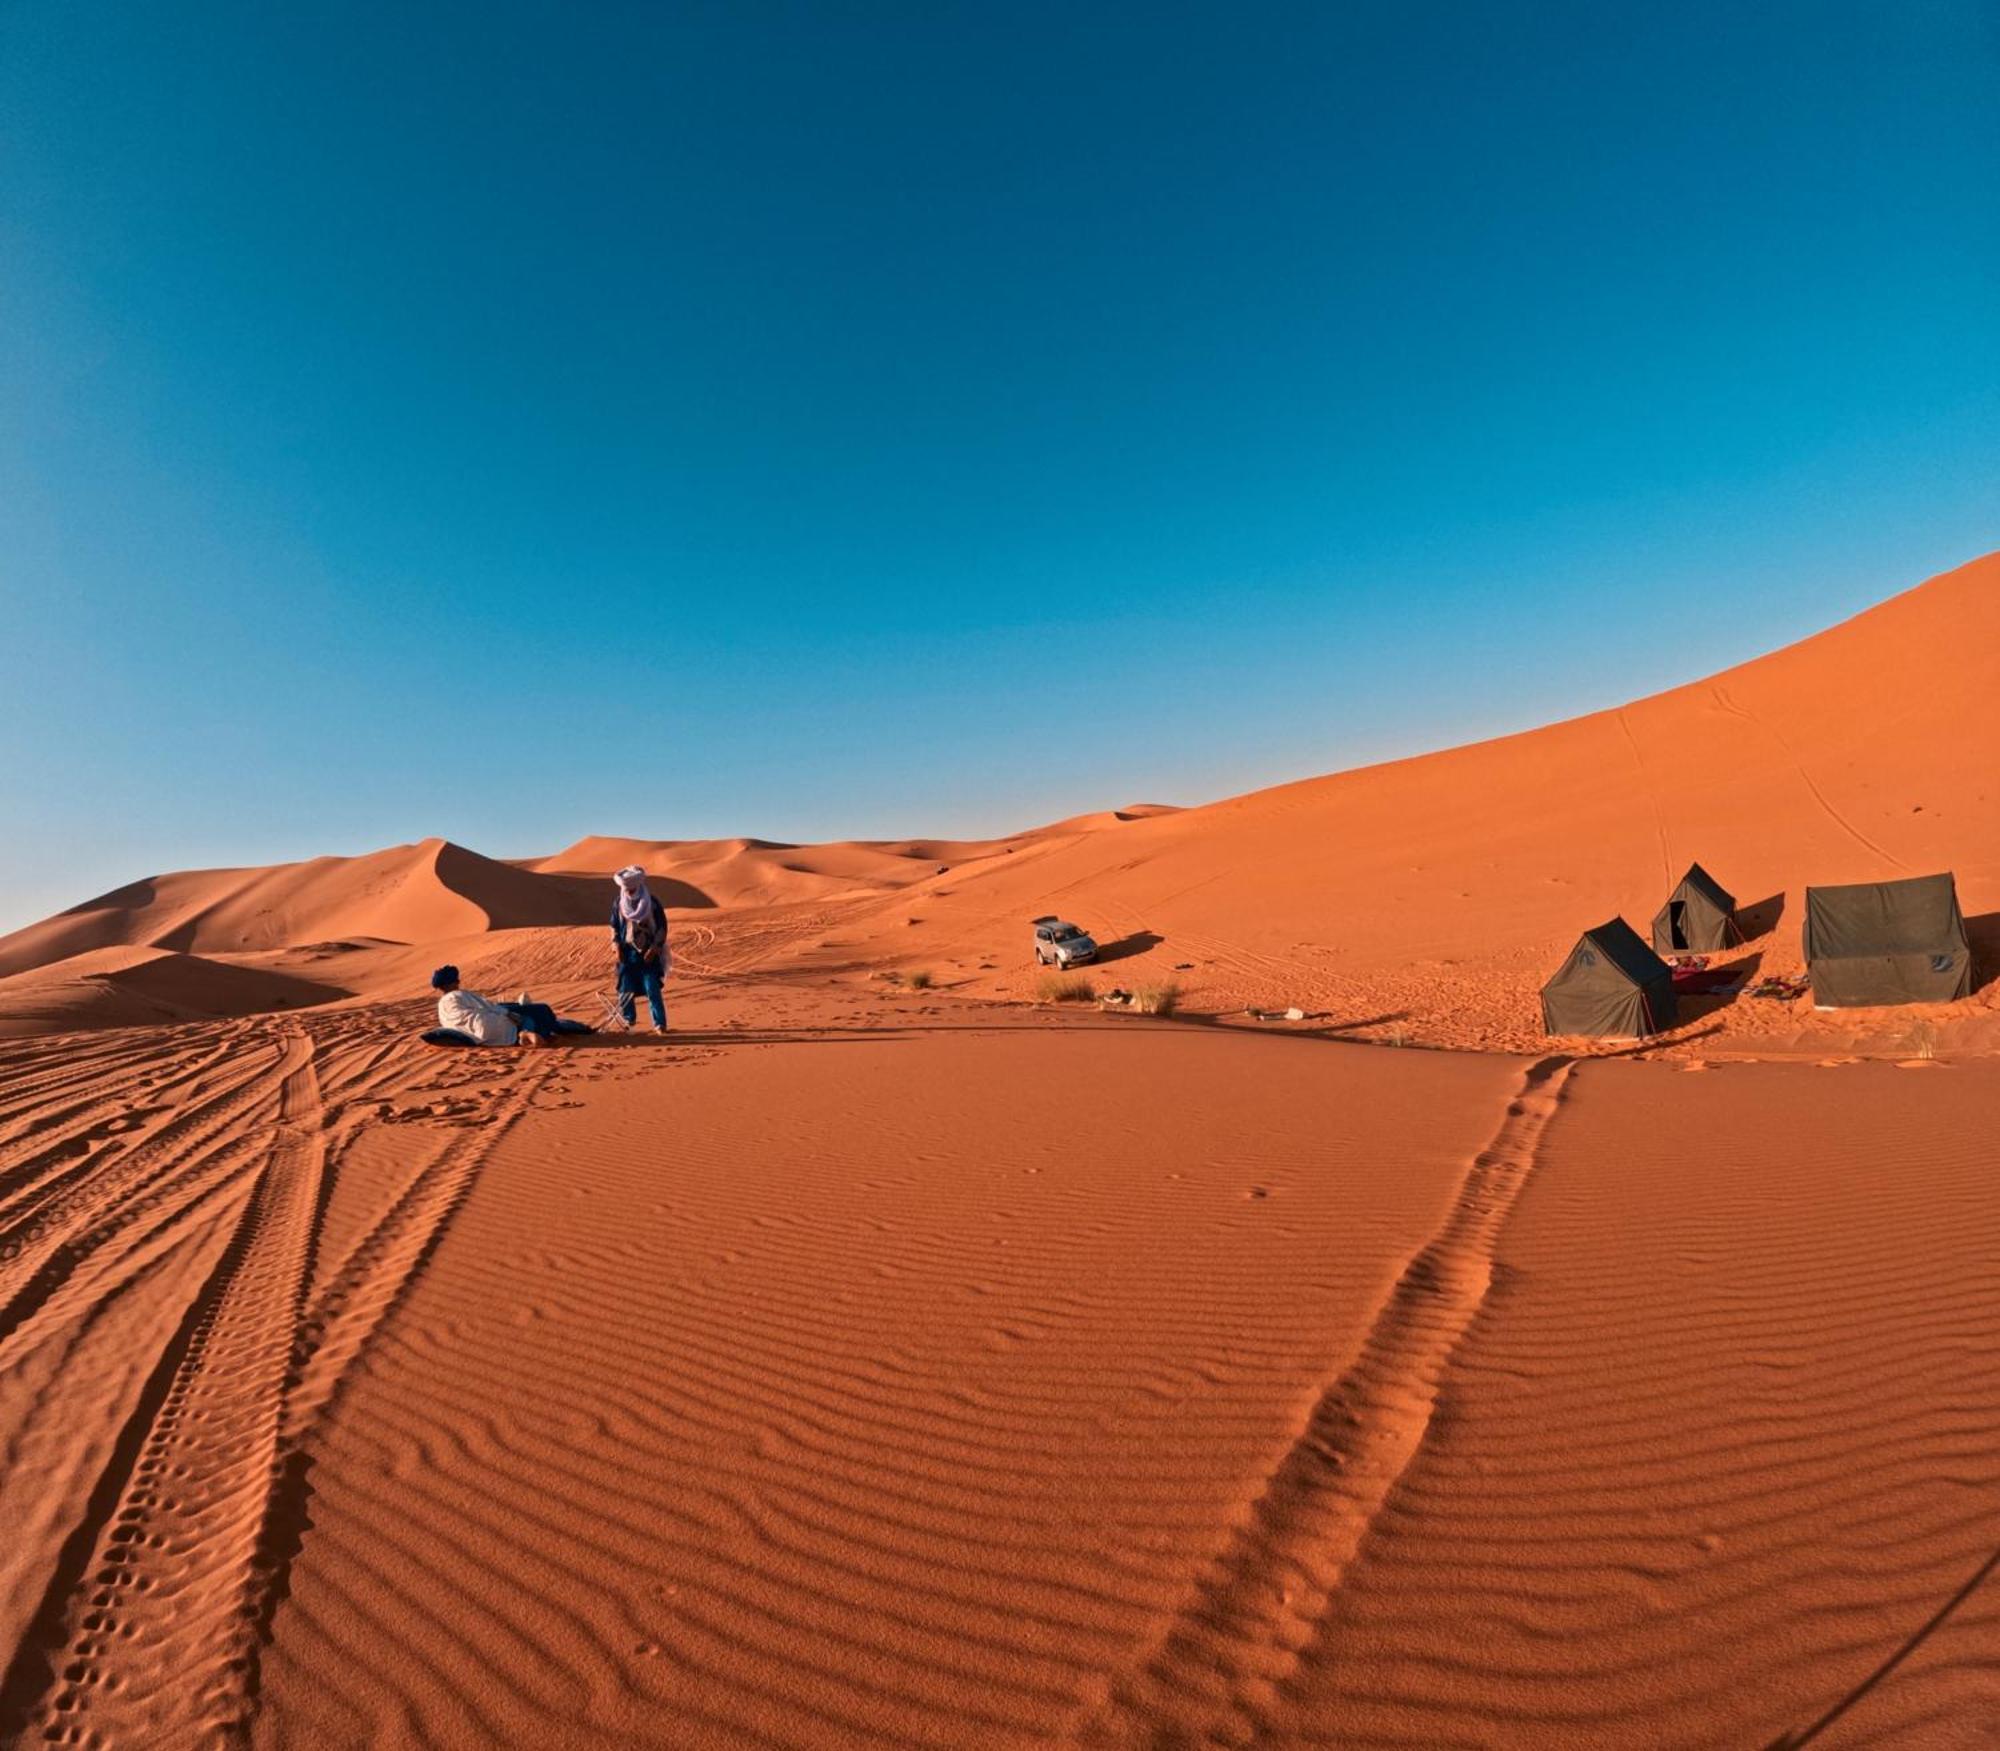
531 826 1070 910
0 838 602 981
836 552 1999 988
0 947 346 1038
0 553 1992 1037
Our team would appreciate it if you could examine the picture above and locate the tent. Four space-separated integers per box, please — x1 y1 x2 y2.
1651 863 1741 953
1803 872 1972 1008
1541 918 1679 1038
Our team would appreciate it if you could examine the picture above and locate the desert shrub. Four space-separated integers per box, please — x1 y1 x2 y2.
1132 982 1180 1016
906 969 933 990
1038 972 1096 1004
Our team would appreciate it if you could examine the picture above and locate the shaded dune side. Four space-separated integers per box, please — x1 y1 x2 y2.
248 1030 1521 1749
0 840 604 982
1272 1060 2000 1748
0 949 346 1038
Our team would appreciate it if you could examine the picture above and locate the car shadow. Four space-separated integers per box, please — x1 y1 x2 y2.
1091 930 1163 965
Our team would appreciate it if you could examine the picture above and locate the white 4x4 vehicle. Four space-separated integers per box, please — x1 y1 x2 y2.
1032 916 1098 968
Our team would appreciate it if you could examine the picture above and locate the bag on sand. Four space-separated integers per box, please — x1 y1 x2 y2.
420 1026 481 1048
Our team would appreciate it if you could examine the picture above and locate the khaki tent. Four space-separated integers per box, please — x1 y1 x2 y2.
1542 918 1678 1038
1803 872 1972 1008
1651 863 1740 953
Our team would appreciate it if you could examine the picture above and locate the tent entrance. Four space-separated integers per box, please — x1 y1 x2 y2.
1666 901 1689 951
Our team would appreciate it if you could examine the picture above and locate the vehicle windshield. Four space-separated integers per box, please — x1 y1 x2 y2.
1052 925 1083 940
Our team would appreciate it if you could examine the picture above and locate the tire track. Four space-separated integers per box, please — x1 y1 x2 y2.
1076 1054 1577 1747
19 1031 328 1746
288 1051 559 1436
1616 708 1673 885
0 1051 282 1354
0 1016 560 1745
1710 686 1908 871
0 1036 240 1207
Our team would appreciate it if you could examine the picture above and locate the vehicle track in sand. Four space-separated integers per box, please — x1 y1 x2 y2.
1075 1054 1577 1747
1617 708 1674 887
1709 685 1909 873
0 1019 561 1745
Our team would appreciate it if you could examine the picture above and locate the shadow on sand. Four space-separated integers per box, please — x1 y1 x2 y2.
1963 910 2000 994
1090 930 1164 965
1672 950 1764 1024
1736 892 1786 941
1765 1541 2000 1749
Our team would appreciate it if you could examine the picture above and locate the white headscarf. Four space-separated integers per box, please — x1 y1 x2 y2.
615 865 653 924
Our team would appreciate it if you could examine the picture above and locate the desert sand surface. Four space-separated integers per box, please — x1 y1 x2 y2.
2 554 1998 1745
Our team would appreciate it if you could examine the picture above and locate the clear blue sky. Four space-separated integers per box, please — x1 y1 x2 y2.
3 1 1995 933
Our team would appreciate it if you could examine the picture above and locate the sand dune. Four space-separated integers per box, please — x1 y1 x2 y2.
4 984 1993 1745
5 553 1994 1050
0 838 602 983
532 828 1045 912
1274 1058 2000 1746
793 552 2000 1048
3 552 1999 1746
0 946 346 1038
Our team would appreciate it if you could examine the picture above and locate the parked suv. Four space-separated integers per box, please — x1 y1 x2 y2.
1032 916 1098 968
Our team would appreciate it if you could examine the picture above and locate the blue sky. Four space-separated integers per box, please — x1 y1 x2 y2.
2 1 1995 933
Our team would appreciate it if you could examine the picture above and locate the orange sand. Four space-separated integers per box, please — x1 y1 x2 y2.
2 552 1998 1744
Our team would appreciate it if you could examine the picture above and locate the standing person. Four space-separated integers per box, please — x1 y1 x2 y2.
611 864 669 1033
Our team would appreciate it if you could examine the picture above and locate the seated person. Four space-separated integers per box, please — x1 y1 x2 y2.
430 965 564 1047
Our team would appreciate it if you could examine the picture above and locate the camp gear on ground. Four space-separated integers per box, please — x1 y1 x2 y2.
1745 973 1809 1001
1651 864 1741 953
1803 872 1971 1007
1542 918 1678 1038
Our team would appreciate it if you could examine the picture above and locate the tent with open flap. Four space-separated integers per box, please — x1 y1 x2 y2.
1541 918 1678 1038
1803 872 1971 1007
1651 862 1741 953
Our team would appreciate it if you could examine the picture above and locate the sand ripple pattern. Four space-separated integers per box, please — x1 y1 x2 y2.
248 1028 1518 1749
1273 1059 2000 1747
0 1017 555 1746
1084 1055 1574 1745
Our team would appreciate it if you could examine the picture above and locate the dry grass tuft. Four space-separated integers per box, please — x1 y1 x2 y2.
906 969 934 990
1038 973 1096 1004
1132 982 1180 1016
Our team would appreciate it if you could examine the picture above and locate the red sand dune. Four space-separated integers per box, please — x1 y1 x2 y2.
2 552 1998 1747
7 553 1992 1046
0 946 345 1039
806 551 2000 1049
0 838 601 981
